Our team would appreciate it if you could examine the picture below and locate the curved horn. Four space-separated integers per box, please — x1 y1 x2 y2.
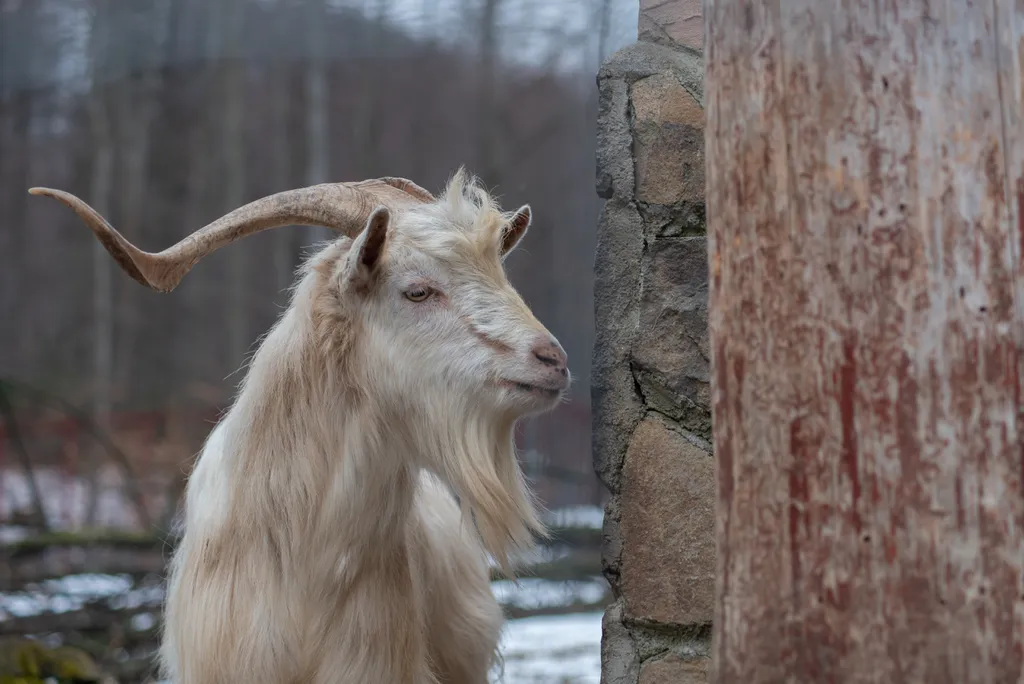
379 176 435 203
28 177 432 293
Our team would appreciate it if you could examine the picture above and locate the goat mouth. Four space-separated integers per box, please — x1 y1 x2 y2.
499 379 562 398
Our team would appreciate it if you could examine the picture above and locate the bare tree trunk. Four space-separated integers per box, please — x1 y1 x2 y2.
706 2 1024 682
271 64 296 302
86 1 115 527
221 0 249 363
113 2 168 406
177 0 220 388
265 0 298 306
0 383 48 530
475 0 501 182
151 0 190 398
303 0 331 245
363 0 390 171
89 137 113 423
0 4 35 365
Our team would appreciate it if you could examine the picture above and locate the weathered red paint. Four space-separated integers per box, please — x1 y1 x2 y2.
707 1 1024 682
839 335 860 532
1019 178 1024 268
787 419 807 584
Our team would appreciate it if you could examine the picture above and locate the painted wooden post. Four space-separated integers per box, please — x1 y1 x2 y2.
705 2 1024 682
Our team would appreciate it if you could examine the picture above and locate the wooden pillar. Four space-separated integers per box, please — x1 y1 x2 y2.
706 2 1024 682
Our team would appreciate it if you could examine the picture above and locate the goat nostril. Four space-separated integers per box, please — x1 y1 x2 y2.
531 341 567 369
533 349 557 366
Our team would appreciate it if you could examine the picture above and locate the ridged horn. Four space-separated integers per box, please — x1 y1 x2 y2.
28 177 432 293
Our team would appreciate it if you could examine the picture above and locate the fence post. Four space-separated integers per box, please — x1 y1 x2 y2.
705 2 1024 681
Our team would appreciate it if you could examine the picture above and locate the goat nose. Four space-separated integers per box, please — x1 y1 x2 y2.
531 338 567 371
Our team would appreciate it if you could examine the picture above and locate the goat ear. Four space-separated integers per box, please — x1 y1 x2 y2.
500 205 531 257
345 206 390 289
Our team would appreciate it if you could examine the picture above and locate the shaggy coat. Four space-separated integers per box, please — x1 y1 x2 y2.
151 171 569 684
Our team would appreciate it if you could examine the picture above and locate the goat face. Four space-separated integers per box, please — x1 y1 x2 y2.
33 168 551 565
337 181 569 420
30 168 567 418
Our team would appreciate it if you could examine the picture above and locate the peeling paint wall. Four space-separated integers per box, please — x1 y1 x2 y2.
594 2 711 681
704 2 1024 681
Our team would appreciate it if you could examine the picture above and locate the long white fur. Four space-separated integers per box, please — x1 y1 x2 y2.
157 169 568 684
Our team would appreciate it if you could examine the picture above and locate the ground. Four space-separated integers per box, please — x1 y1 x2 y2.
1 573 603 683
498 611 602 683
1 495 607 683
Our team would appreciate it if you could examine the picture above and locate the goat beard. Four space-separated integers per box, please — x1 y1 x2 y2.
432 414 546 576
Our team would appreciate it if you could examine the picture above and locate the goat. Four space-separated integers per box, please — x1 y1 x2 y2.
29 169 570 684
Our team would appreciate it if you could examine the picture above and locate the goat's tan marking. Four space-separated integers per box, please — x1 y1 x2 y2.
465 317 514 354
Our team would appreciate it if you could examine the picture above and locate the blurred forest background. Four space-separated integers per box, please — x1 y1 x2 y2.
0 0 636 681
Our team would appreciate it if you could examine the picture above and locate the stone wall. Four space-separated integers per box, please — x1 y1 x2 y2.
593 2 711 682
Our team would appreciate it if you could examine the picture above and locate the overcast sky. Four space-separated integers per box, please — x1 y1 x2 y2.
325 0 639 72
6 0 639 95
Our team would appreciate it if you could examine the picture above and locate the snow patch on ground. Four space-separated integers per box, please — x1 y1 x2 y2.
0 573 164 620
495 611 603 683
149 611 604 684
543 505 604 530
1 497 607 680
491 577 608 611
2 573 608 620
2 574 606 681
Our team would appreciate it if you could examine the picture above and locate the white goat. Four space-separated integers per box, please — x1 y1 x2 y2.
30 169 570 684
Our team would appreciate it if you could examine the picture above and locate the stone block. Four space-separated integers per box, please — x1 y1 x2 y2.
620 416 714 625
602 601 640 684
597 77 634 201
632 71 704 129
640 0 704 52
592 202 645 492
639 201 706 238
599 42 703 96
601 496 624 577
632 72 705 206
639 654 709 684
632 236 711 440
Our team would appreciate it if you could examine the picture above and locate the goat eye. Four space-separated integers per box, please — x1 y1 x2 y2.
404 287 431 303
